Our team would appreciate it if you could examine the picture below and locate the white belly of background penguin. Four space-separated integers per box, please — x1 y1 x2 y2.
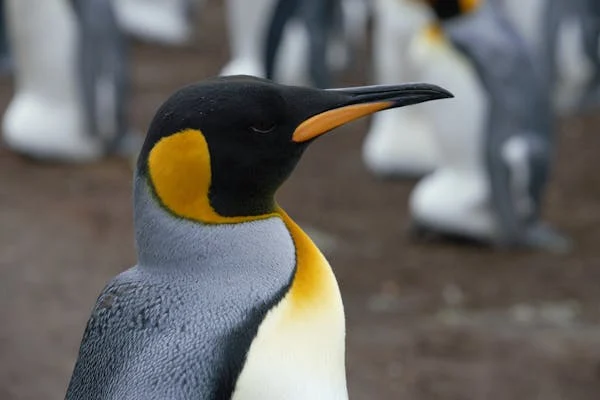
65 75 452 399
3 0 132 161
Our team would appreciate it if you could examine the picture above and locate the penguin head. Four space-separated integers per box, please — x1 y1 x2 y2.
137 75 452 223
423 0 481 20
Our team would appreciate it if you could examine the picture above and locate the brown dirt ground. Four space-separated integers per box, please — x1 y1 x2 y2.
1 1 600 399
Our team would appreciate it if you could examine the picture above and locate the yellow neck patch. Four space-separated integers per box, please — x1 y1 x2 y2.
424 22 445 43
459 0 480 13
277 207 343 316
147 129 278 224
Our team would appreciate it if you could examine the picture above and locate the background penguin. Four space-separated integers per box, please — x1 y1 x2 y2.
264 0 342 88
498 0 600 114
219 0 277 77
409 0 570 252
111 0 198 46
362 0 439 178
572 0 600 110
72 0 132 155
264 0 368 88
220 0 366 87
2 0 134 161
0 0 11 74
65 75 452 399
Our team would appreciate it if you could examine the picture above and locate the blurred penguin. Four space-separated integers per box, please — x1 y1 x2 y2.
3 0 134 161
112 0 198 46
0 0 11 74
221 0 367 86
220 0 277 78
498 0 600 114
574 0 600 109
362 0 438 178
264 0 340 88
409 0 571 252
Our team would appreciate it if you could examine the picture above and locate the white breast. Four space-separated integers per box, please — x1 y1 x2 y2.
231 226 347 400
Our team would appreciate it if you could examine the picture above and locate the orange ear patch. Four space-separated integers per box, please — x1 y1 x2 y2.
147 129 277 224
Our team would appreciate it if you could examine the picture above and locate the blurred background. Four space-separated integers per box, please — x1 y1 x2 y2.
1 0 599 399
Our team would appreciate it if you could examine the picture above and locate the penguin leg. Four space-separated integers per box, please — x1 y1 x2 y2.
490 132 571 252
71 0 134 156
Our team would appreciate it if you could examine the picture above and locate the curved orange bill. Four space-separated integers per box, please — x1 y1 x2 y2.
292 83 453 143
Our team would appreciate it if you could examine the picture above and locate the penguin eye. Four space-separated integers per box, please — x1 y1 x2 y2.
250 122 276 134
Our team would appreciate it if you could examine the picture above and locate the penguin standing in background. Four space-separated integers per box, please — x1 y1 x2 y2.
498 0 600 113
269 0 367 88
575 0 600 109
111 0 198 46
409 0 570 252
65 76 452 399
72 0 132 155
264 0 341 88
2 0 133 161
220 0 278 78
220 0 364 87
362 0 438 178
0 0 12 74
541 0 600 112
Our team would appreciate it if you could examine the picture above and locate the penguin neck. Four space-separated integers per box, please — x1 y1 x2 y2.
133 175 286 266
208 185 277 218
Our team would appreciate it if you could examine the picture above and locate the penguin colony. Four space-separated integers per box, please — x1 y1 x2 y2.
0 0 594 397
65 76 452 399
218 0 595 251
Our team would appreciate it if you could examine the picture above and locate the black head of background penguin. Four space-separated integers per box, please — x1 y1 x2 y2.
423 0 481 20
136 75 453 223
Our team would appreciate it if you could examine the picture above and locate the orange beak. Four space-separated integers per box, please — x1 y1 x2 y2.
291 83 453 143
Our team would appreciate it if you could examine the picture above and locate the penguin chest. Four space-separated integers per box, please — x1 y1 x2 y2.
232 218 347 400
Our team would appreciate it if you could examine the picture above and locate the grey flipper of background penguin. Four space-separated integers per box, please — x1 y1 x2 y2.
442 2 571 252
0 0 12 74
71 0 137 156
65 177 297 399
264 0 342 88
539 0 600 111
578 0 600 109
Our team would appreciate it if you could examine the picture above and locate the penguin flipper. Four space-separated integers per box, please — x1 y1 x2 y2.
65 268 220 399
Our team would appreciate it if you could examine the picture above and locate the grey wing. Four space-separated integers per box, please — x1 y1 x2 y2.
64 268 221 400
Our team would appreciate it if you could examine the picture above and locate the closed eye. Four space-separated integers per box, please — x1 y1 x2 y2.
250 123 276 134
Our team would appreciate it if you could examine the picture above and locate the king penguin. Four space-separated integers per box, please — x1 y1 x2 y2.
2 0 133 161
408 0 571 252
65 75 452 399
